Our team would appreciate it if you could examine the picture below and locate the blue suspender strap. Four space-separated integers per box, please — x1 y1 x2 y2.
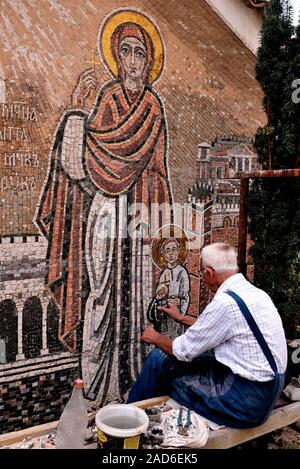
225 290 278 376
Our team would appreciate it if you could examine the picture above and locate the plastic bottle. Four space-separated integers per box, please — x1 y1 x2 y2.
55 378 88 449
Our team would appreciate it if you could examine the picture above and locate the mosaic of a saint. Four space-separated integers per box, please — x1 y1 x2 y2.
148 226 190 337
36 10 172 404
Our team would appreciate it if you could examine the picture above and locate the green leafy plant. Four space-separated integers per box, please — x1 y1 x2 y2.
248 0 300 337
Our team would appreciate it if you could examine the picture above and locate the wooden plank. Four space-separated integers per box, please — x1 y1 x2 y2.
130 395 170 409
0 421 58 447
202 401 300 449
0 397 168 448
0 398 165 448
1 397 299 449
0 411 96 447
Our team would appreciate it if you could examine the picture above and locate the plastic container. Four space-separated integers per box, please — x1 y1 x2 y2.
95 404 149 449
55 378 88 449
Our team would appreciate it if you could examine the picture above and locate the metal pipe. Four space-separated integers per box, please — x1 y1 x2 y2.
232 168 300 180
238 179 249 277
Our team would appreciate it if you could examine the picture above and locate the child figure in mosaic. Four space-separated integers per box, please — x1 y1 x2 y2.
148 228 190 338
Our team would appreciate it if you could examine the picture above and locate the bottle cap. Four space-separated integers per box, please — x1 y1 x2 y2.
74 378 84 388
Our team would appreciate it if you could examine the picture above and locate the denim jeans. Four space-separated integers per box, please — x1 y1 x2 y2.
127 348 285 428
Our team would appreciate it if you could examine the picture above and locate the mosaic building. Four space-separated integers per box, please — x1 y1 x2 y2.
192 136 261 247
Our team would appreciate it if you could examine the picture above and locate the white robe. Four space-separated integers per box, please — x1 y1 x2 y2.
157 264 190 338
61 114 153 405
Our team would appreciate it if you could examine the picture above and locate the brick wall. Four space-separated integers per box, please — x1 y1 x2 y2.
0 0 265 234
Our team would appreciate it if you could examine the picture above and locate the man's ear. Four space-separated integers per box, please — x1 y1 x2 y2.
205 266 215 279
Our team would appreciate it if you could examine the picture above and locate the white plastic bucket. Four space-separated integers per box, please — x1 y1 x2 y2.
95 404 149 449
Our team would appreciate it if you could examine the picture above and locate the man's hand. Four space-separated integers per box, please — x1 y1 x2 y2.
158 302 182 322
140 326 174 355
158 303 197 327
140 326 161 346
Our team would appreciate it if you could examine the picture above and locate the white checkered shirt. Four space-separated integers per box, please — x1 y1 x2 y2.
172 273 287 381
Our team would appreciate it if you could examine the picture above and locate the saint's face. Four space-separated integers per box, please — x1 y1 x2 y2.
163 240 179 266
119 36 147 81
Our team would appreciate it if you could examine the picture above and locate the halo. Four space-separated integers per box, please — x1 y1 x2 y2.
99 9 164 83
152 225 189 270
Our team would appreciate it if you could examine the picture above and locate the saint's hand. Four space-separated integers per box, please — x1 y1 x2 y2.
140 326 161 345
158 303 182 322
168 296 180 306
72 67 98 107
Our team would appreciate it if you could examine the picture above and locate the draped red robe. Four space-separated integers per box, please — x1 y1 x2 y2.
36 82 172 352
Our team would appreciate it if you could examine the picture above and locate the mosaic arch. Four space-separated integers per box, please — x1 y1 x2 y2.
0 300 17 364
35 9 201 405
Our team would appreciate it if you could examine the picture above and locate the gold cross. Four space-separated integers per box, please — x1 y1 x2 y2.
160 273 170 289
84 49 100 98
85 49 101 67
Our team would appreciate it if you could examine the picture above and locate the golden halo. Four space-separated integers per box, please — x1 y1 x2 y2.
99 9 164 83
152 225 189 270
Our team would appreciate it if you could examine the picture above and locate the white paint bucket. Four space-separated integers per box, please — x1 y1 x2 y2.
95 404 149 449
